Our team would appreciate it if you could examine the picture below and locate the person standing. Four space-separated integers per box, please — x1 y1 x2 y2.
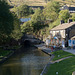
46 38 50 47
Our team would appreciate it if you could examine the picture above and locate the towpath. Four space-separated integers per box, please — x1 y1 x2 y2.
63 48 75 55
35 44 74 75
35 44 52 55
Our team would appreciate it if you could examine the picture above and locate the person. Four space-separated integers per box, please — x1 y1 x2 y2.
53 45 56 49
46 38 50 47
51 46 53 52
62 40 65 48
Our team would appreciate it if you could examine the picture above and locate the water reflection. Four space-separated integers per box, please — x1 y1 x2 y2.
0 48 50 75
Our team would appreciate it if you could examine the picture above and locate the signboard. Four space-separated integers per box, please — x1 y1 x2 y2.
68 40 75 46
72 40 75 46
68 40 72 46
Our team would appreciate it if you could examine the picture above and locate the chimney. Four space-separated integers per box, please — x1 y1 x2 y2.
60 20 64 24
68 19 72 23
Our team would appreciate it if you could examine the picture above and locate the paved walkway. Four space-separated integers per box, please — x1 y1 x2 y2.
35 44 52 55
35 44 75 75
52 56 72 63
35 43 48 49
35 44 75 55
63 49 75 55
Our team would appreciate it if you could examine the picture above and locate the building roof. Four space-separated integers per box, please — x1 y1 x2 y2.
20 18 31 22
71 36 75 40
51 22 75 31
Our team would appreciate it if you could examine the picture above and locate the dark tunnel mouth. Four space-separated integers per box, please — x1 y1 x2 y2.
23 40 31 47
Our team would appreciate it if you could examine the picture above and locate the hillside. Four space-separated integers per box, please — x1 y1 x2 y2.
8 0 75 6
8 0 46 6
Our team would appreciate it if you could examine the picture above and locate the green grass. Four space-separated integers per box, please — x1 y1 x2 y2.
0 45 21 57
44 50 75 75
0 50 12 57
0 45 21 58
52 50 74 61
44 57 75 75
4 45 21 50
9 46 21 49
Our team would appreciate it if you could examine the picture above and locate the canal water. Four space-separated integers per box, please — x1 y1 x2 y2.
0 47 50 75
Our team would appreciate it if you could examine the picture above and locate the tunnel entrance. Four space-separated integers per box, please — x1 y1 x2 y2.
23 40 31 47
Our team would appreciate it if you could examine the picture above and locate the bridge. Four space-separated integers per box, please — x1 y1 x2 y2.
21 34 42 46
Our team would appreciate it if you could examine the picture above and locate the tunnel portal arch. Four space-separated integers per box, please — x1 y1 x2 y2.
23 40 31 47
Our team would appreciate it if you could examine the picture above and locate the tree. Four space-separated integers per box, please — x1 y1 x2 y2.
29 7 34 14
58 10 70 22
0 0 14 44
16 4 33 18
21 21 33 34
10 14 22 40
49 19 60 29
43 1 60 21
0 0 14 35
31 8 45 22
0 0 22 45
31 8 46 32
72 13 75 21
21 8 48 37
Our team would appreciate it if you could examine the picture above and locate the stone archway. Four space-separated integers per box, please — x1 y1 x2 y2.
23 40 31 47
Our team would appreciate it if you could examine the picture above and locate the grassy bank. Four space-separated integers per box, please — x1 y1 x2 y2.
44 50 75 75
52 50 74 61
0 45 21 63
7 45 22 50
44 57 75 75
0 50 12 57
0 45 21 56
0 49 13 61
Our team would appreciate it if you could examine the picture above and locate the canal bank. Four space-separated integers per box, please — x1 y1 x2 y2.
36 43 75 75
35 44 52 56
0 43 38 65
0 45 22 65
42 50 75 75
40 54 54 75
35 44 53 75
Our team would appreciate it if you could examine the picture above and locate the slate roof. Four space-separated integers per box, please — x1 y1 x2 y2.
20 18 31 22
51 22 75 31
